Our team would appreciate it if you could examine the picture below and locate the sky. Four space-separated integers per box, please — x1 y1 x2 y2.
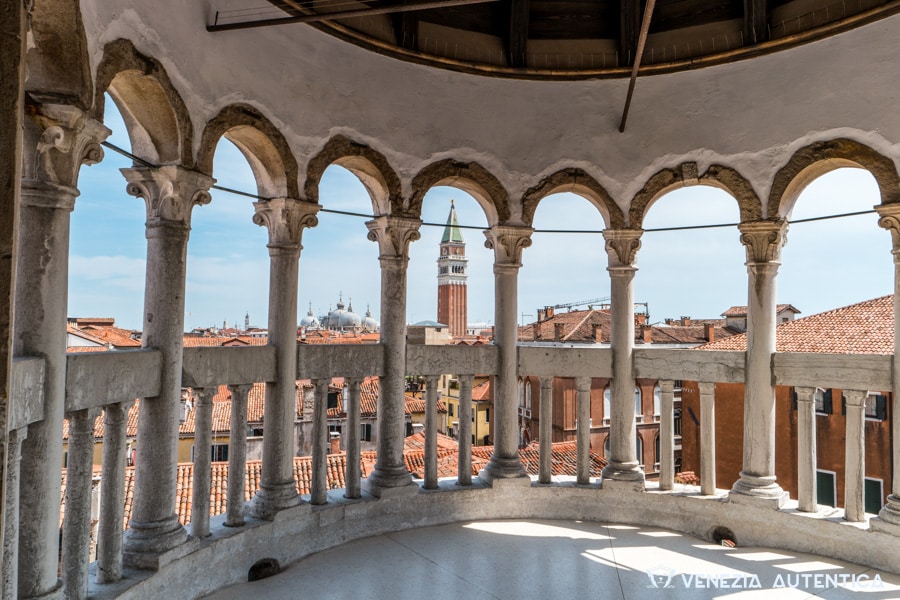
69 98 893 332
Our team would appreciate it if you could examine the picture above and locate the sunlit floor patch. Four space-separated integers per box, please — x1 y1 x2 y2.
462 520 610 539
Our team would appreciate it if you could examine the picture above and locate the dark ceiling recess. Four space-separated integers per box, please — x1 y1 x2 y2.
208 0 900 79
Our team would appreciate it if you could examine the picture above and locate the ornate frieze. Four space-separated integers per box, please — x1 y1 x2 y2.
26 103 109 189
122 166 213 228
366 216 422 260
602 228 642 267
252 198 319 249
738 220 788 264
483 225 533 266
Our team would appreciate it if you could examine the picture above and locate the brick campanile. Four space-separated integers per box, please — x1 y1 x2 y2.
437 200 468 338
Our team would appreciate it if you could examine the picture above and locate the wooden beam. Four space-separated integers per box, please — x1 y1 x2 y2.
391 1 420 51
619 0 655 132
506 0 530 68
209 0 500 32
619 0 641 67
744 0 767 45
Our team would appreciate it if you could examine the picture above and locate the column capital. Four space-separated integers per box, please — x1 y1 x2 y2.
24 103 110 189
122 166 214 229
253 197 319 250
483 225 533 267
876 203 900 253
603 228 642 268
366 215 422 261
738 220 788 264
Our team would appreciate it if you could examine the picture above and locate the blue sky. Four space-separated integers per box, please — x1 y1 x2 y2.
69 100 893 331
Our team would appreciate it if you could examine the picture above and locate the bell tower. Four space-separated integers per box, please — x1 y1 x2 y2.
437 200 468 337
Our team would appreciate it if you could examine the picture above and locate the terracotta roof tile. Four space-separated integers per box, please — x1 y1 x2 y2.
701 295 892 354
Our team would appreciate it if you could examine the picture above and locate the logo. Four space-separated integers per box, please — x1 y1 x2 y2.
646 565 676 589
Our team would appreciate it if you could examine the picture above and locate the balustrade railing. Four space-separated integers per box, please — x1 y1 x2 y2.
4 343 898 599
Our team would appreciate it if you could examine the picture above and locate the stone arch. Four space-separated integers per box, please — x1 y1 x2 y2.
197 104 299 199
769 138 900 219
93 39 193 167
521 168 624 229
305 135 402 216
629 162 763 229
409 159 509 226
26 0 93 109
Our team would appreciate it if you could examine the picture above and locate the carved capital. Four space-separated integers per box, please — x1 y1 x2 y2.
122 166 214 228
483 225 533 266
252 198 319 249
876 204 900 253
25 103 110 189
603 229 642 267
366 216 422 260
738 220 788 264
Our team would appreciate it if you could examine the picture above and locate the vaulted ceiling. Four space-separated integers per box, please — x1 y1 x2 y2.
209 0 900 79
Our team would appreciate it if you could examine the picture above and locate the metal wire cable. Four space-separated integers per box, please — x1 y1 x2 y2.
100 141 878 234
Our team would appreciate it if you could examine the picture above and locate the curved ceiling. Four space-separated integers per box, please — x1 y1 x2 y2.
209 0 900 79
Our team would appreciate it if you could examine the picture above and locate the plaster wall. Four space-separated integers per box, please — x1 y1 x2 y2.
79 3 900 219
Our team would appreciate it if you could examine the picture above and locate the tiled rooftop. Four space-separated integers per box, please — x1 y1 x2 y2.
701 295 893 354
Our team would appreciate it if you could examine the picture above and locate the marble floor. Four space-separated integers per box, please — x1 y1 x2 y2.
204 520 900 599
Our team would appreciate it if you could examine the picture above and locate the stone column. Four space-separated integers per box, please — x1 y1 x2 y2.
122 166 212 565
576 377 591 485
658 380 675 491
190 388 215 538
225 384 251 527
363 216 421 497
539 377 553 484
0 1 27 578
844 389 866 522
794 386 818 513
96 401 132 583
249 198 319 518
17 104 108 598
873 205 900 532
344 378 362 499
2 429 26 599
699 382 716 496
600 229 644 490
730 220 788 506
61 408 101 600
311 379 329 505
481 226 532 484
424 375 439 489
457 375 473 486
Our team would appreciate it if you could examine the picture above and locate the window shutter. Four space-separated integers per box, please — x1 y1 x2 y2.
877 394 888 420
823 389 833 415
840 393 847 416
791 390 797 411
327 391 339 409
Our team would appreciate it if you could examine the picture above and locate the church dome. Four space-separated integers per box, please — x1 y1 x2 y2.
300 303 320 329
327 297 361 330
362 306 379 332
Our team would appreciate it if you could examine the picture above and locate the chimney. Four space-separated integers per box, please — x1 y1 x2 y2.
681 316 692 326
642 325 653 344
592 324 603 343
635 313 646 325
546 307 555 318
537 308 545 322
704 323 715 342
412 423 425 435
554 323 565 342
329 431 341 454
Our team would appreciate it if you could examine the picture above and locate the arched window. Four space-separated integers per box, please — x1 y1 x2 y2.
653 384 661 420
525 380 532 410
603 387 611 423
518 379 525 407
634 387 643 422
654 434 660 466
604 436 643 465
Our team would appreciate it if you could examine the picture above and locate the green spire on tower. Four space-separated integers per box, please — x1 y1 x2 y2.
441 199 464 243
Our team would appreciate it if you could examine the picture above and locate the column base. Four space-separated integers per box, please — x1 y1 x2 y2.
730 472 787 508
481 456 527 483
871 495 900 534
600 463 645 492
478 468 531 489
362 466 417 498
248 481 303 520
20 581 63 600
122 515 189 569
